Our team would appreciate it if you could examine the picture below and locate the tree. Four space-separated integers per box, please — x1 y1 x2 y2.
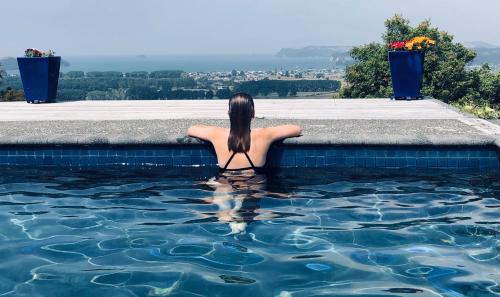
0 62 4 82
125 71 148 78
65 71 85 78
85 90 109 100
86 71 123 78
205 90 214 99
150 70 184 79
216 88 232 99
0 87 24 101
341 15 478 103
126 86 158 100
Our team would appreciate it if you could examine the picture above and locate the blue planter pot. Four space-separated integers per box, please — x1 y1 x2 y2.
388 51 425 100
17 57 61 103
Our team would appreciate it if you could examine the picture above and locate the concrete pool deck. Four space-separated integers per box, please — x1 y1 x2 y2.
0 98 499 148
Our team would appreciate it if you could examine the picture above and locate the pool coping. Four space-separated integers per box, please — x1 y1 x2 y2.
0 99 498 150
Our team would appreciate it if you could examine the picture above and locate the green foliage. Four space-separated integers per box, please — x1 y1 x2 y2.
216 88 232 99
474 64 500 105
64 71 85 78
205 90 214 99
126 86 159 100
125 71 148 78
86 71 123 78
150 70 184 79
340 43 391 98
0 62 4 81
235 79 340 97
1 68 342 101
452 101 499 119
341 15 480 103
0 87 24 101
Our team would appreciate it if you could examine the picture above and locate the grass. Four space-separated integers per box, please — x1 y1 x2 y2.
451 101 500 119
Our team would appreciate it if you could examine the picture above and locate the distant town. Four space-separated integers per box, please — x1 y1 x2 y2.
1 43 500 101
0 68 344 101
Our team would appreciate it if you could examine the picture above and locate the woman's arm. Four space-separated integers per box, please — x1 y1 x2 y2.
187 125 220 142
265 124 302 142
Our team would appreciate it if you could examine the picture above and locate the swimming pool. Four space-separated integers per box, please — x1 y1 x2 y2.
0 166 498 296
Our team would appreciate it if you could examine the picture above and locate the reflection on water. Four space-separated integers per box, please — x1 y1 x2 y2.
0 166 498 297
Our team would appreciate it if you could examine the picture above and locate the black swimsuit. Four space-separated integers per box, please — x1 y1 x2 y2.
219 151 265 173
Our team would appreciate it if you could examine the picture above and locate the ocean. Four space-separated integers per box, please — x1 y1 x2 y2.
49 55 340 73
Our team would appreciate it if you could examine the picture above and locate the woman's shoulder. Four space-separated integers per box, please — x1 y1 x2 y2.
251 128 270 137
187 125 228 142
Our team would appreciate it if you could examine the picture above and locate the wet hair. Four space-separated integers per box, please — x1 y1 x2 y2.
227 93 255 152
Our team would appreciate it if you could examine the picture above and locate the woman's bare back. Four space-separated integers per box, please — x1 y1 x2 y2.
187 125 302 170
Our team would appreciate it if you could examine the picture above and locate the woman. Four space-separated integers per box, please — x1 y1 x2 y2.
187 92 302 173
188 92 301 236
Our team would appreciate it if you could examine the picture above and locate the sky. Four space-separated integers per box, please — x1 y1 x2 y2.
2 0 500 57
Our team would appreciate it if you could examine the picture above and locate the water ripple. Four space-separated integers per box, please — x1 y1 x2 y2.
0 166 498 296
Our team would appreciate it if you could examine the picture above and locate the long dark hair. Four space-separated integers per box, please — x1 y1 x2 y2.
228 93 254 152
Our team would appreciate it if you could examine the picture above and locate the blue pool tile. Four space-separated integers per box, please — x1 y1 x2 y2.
191 156 202 165
447 158 458 168
438 158 448 168
458 158 468 168
365 158 376 168
325 149 337 157
316 157 325 167
416 158 427 168
345 157 356 167
397 158 408 167
469 158 480 168
417 150 428 157
375 158 385 168
0 145 497 169
394 150 407 157
406 150 417 157
281 150 296 158
478 150 491 157
438 150 449 157
479 158 494 168
335 157 346 166
305 149 317 157
364 149 376 157
305 157 316 167
354 158 365 167
427 158 438 168
406 158 417 167
428 150 439 157
385 158 397 168
296 156 306 167
325 156 336 166
353 149 367 157
282 156 296 167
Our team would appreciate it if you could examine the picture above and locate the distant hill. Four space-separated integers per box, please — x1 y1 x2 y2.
0 57 70 70
277 43 500 66
463 41 499 49
473 47 500 65
276 46 352 58
463 42 500 65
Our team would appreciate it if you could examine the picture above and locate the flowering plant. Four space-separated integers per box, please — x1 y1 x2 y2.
389 36 436 51
24 48 56 58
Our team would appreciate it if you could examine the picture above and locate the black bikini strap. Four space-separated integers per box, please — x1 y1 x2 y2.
244 152 256 168
222 152 237 171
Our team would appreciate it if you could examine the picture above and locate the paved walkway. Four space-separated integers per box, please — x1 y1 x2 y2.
0 99 476 120
0 99 499 147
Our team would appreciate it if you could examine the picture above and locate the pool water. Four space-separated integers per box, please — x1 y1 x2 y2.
0 167 499 297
